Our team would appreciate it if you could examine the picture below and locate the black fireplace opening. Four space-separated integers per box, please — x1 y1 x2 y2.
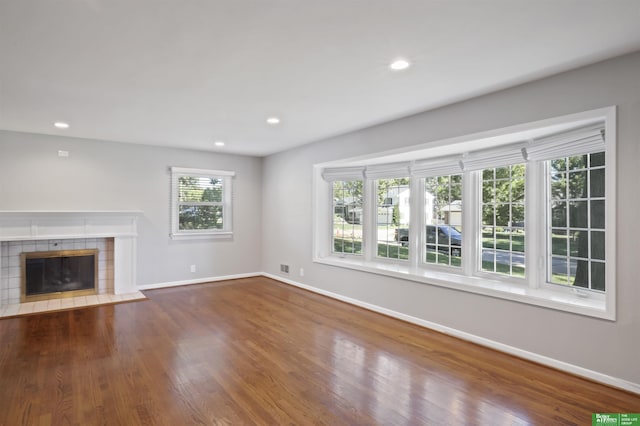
23 249 97 299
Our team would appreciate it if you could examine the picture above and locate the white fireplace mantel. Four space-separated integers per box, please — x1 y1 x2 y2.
0 210 142 295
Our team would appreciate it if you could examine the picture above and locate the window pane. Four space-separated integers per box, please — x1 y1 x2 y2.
569 201 587 228
482 227 495 249
332 180 363 255
512 204 525 224
568 171 587 199
550 158 566 173
512 232 525 253
482 250 496 273
551 202 567 227
511 177 525 202
482 180 494 203
590 152 605 167
480 164 526 278
591 262 605 291
482 205 495 226
591 200 605 229
591 231 605 260
377 178 410 260
512 265 525 278
569 230 584 257
551 230 567 256
178 177 222 202
590 169 605 197
425 174 463 267
550 173 567 200
551 257 569 284
495 167 510 179
572 260 589 288
179 205 223 230
482 169 494 181
495 204 510 226
547 154 605 292
568 155 587 170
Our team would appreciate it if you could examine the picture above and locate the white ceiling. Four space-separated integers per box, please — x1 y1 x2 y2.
1 1 640 157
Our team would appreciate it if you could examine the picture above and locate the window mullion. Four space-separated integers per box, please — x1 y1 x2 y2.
526 161 543 289
363 179 376 262
409 177 422 269
462 170 477 277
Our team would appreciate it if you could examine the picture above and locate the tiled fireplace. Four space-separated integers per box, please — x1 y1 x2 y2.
2 238 113 304
0 211 141 310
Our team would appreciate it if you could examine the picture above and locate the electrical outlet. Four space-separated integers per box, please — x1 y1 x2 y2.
299 268 304 277
190 264 196 273
280 264 289 273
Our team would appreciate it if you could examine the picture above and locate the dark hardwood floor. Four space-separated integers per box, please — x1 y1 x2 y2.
0 276 638 425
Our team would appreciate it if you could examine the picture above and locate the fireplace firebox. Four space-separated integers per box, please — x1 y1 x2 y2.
21 249 98 302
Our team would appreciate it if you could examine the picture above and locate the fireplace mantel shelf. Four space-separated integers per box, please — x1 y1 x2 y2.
0 210 142 241
0 210 143 216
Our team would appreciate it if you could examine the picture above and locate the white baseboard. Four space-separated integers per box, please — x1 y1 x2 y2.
262 272 640 395
137 272 261 291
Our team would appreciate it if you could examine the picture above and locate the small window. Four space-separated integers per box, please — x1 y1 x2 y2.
377 178 410 260
333 180 363 255
481 164 525 277
170 167 234 239
424 174 463 267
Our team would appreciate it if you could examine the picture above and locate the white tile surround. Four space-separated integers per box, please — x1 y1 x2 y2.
0 211 143 315
0 238 114 305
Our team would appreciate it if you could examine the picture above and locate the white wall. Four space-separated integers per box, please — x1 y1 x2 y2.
0 131 263 285
261 51 640 386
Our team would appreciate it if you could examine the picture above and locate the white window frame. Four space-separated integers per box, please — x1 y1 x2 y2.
313 107 616 320
331 179 365 256
170 167 235 239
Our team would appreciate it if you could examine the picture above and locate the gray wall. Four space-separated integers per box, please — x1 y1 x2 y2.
261 51 640 385
0 131 263 285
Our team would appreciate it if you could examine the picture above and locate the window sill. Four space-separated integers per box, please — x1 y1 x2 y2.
313 255 613 321
170 232 233 240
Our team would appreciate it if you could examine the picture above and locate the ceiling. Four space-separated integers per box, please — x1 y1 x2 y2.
1 1 640 157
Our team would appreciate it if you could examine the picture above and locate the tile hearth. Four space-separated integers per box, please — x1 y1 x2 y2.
0 291 146 319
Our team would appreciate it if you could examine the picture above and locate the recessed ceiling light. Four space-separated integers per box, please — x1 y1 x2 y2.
54 122 70 129
266 117 280 125
214 141 225 147
389 59 411 71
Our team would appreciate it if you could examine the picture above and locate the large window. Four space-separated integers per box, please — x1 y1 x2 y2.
170 167 234 238
548 152 606 291
314 107 615 319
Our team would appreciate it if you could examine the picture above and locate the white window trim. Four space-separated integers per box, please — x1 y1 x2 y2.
170 167 235 240
313 106 616 320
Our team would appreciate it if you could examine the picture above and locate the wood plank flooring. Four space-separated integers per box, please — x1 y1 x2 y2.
0 276 638 425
